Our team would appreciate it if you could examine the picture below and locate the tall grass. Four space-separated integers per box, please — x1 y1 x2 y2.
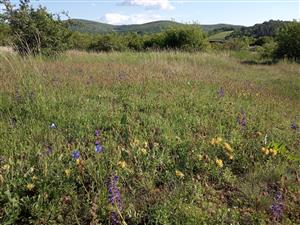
0 51 299 224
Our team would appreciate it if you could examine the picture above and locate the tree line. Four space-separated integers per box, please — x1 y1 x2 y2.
0 0 299 61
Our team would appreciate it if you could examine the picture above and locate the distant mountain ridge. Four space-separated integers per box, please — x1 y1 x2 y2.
67 19 243 34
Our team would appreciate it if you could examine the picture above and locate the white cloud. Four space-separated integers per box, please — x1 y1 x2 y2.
122 0 174 10
102 13 162 25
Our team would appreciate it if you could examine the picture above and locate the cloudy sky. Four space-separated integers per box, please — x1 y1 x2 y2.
8 0 300 26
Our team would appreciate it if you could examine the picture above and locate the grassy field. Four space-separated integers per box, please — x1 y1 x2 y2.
0 51 299 224
208 31 233 42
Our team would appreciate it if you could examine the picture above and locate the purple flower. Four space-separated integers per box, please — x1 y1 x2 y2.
270 191 284 221
71 150 80 160
217 87 224 97
46 146 53 155
106 175 122 225
237 110 247 127
94 129 101 137
291 122 298 130
95 141 103 153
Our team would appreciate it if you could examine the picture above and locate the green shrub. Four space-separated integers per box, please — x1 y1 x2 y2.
88 33 128 52
274 21 300 61
0 22 10 45
258 40 277 59
1 0 71 56
163 25 208 51
69 31 94 51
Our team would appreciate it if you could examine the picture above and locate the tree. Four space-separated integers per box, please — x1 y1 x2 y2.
0 0 71 56
274 21 300 61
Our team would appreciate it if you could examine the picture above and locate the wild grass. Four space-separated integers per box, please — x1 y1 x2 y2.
0 51 299 224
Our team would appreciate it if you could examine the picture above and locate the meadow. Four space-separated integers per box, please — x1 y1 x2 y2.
0 50 299 224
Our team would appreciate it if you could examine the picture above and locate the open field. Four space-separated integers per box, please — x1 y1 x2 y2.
208 31 233 42
0 51 300 224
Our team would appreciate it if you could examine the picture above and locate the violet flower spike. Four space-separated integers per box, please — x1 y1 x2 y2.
270 191 284 221
106 175 123 225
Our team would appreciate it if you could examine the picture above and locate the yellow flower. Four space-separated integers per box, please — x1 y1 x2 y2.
2 164 10 171
215 159 223 168
197 154 203 160
269 149 277 157
140 148 147 155
26 183 35 191
216 137 223 144
118 160 127 169
133 139 140 146
228 154 234 160
210 137 222 145
224 142 233 153
210 138 216 145
32 176 38 181
175 170 184 178
76 159 81 166
265 149 270 155
65 169 71 177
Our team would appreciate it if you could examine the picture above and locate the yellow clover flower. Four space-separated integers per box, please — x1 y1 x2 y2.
65 169 71 177
215 159 223 168
118 160 127 169
26 183 35 191
175 170 185 178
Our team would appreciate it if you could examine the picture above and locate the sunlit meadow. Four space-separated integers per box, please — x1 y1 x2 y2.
0 50 299 224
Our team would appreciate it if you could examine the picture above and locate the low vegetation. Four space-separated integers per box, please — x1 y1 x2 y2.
0 50 299 224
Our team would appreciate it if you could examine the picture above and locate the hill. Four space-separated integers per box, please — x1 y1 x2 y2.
67 19 242 34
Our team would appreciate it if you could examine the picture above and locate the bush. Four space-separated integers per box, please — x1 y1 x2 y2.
222 37 251 51
274 21 300 61
163 25 208 51
143 33 166 50
1 0 71 56
124 33 144 51
89 33 128 52
0 22 10 45
69 31 94 51
258 40 277 59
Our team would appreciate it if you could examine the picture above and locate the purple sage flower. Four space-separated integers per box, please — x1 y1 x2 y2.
95 141 103 153
71 150 80 160
106 175 122 225
218 87 224 97
270 191 284 221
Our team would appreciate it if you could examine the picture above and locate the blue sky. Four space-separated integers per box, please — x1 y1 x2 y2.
7 0 300 26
